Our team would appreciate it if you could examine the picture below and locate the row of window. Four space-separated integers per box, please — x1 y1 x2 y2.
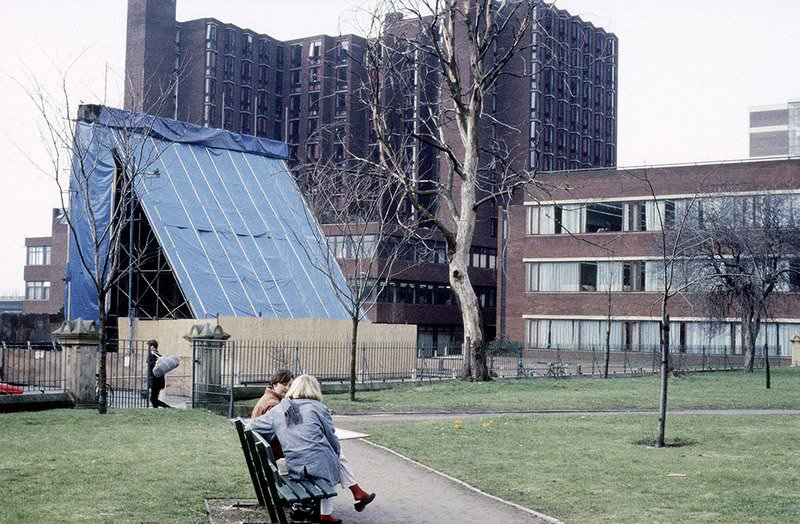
525 259 800 293
26 246 51 266
355 279 496 308
524 318 795 356
206 24 280 65
526 194 800 235
326 235 497 270
25 281 50 301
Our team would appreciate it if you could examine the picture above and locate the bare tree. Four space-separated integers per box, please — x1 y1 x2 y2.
293 159 430 400
354 0 539 381
632 171 708 448
688 193 800 379
23 68 174 413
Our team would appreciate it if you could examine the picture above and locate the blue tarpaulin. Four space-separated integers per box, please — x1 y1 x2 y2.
65 106 350 321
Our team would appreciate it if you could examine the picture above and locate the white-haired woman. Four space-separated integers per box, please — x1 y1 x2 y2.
249 374 374 523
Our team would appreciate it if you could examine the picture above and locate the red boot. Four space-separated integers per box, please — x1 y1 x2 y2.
319 515 342 524
350 484 376 512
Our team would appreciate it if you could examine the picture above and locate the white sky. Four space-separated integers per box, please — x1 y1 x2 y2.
0 0 798 295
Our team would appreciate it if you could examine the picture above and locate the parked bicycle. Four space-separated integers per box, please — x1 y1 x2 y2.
95 373 114 403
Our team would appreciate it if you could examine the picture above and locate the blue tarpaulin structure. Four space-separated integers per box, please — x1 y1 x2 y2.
65 106 351 321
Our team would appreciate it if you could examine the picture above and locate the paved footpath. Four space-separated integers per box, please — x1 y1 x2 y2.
326 422 556 524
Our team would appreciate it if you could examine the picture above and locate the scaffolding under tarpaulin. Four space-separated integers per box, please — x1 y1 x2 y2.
65 105 351 321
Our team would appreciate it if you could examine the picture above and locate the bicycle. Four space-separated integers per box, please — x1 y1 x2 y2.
95 373 114 403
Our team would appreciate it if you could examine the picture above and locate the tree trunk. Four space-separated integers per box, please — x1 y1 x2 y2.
763 338 771 389
97 308 108 414
656 313 670 448
603 324 611 379
742 312 756 373
349 316 359 402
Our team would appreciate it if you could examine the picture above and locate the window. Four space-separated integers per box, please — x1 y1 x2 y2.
289 95 300 117
289 69 301 89
239 86 251 112
240 61 252 84
258 64 268 86
580 262 597 291
223 56 234 81
337 41 349 63
240 113 251 135
257 90 268 113
337 67 347 90
307 118 318 138
224 28 237 54
205 51 217 75
256 116 268 137
25 281 50 301
303 91 319 116
204 78 216 104
205 23 218 50
27 246 51 265
335 92 347 116
585 202 623 233
309 67 320 90
222 82 234 108
258 39 270 61
290 44 302 67
241 33 253 59
204 104 216 127
276 45 285 68
308 40 321 62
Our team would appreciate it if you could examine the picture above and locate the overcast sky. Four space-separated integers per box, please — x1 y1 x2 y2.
0 0 798 296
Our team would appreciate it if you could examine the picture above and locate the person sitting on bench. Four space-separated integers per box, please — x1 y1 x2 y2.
250 373 375 523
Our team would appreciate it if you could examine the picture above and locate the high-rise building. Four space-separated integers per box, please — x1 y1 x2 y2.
123 0 617 347
749 100 800 157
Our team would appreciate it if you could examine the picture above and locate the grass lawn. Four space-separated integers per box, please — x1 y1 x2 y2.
2 369 798 523
0 409 249 523
322 367 800 414
359 413 800 523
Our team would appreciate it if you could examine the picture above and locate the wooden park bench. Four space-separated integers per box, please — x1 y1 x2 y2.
233 418 337 523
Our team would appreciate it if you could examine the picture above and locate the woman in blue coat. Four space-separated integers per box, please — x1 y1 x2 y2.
249 374 343 523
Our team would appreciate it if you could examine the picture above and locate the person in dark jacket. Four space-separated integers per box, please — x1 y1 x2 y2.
147 340 171 408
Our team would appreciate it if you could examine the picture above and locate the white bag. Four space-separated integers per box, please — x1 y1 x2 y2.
153 355 180 378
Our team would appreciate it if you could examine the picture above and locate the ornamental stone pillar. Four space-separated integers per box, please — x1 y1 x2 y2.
52 318 100 408
791 335 800 367
184 323 231 410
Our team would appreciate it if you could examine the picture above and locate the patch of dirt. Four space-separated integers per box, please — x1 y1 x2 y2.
205 499 272 524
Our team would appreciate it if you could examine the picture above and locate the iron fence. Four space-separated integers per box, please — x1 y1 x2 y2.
0 341 65 393
103 339 153 408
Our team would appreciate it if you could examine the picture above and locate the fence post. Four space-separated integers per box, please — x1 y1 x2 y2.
228 340 236 418
184 323 230 411
360 343 367 383
52 319 100 408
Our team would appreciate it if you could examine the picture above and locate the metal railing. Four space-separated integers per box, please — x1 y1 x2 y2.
0 341 65 393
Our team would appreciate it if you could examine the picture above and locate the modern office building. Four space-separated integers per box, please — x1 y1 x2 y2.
123 0 617 348
501 158 800 359
23 209 68 315
749 99 800 157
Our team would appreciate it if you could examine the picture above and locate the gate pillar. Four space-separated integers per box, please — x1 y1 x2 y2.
52 319 100 408
185 323 230 410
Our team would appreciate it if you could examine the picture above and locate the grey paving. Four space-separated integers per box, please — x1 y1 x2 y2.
325 434 554 524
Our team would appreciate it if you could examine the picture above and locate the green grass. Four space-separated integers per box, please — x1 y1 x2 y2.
359 413 800 523
3 369 799 523
322 368 800 414
0 409 249 523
